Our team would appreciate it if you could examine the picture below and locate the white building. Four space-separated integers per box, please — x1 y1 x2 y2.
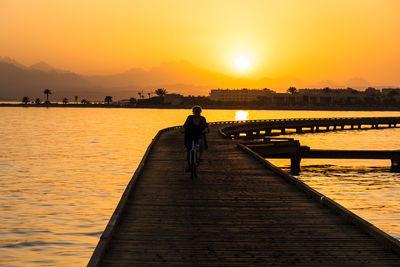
209 88 275 102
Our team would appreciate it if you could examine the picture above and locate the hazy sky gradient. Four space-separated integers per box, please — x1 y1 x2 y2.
1 0 399 85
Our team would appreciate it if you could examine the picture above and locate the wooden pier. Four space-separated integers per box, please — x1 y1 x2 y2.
89 117 400 266
221 117 400 138
245 141 400 173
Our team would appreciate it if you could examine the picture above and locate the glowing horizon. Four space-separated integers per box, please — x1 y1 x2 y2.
1 0 400 86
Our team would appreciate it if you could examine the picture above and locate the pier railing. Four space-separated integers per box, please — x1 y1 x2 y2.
217 117 400 137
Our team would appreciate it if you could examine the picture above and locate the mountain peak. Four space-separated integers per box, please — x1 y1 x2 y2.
0 56 27 69
29 61 56 72
29 61 70 73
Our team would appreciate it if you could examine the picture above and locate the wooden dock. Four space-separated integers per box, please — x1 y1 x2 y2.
89 118 400 266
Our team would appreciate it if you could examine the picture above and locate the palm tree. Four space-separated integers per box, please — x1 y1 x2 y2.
81 99 90 105
43 89 52 103
22 96 30 104
35 98 41 104
287 87 297 94
62 98 68 104
104 96 113 105
155 88 167 97
74 96 78 103
147 92 151 99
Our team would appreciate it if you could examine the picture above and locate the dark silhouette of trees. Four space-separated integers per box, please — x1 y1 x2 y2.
155 88 167 97
35 98 41 104
62 98 68 104
104 96 113 105
322 87 332 93
287 87 297 94
74 96 78 103
147 92 151 98
138 91 143 99
388 90 399 97
346 87 358 94
129 97 137 104
43 89 52 103
22 96 30 104
81 99 90 105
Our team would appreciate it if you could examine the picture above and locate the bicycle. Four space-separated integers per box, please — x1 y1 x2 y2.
189 140 199 179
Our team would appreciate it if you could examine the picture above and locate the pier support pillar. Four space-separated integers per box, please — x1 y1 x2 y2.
296 127 302 133
265 129 271 135
281 128 286 134
291 157 301 175
341 125 345 130
333 125 337 130
290 141 301 175
391 158 400 172
351 125 354 130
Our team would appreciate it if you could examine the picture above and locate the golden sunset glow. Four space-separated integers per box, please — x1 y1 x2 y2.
235 55 250 71
1 0 400 87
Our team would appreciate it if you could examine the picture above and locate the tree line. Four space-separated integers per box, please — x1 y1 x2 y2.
21 88 168 105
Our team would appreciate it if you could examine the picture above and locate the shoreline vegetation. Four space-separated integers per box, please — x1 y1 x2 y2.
2 102 400 111
5 87 400 111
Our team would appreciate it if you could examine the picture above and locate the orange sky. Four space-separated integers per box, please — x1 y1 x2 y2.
1 0 400 85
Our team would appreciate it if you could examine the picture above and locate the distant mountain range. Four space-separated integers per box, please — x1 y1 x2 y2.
0 56 382 101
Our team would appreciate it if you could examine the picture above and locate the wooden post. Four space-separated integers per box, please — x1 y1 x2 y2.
290 141 301 175
391 158 400 172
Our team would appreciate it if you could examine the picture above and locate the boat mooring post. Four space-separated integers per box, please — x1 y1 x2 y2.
290 140 301 175
391 158 400 172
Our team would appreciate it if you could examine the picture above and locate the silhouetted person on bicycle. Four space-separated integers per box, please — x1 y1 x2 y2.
184 105 209 170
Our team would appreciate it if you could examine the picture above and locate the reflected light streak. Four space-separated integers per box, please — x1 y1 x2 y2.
235 110 249 121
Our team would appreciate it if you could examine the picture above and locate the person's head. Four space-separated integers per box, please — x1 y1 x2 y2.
192 105 202 115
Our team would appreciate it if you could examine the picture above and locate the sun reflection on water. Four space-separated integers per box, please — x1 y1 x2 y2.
235 110 249 121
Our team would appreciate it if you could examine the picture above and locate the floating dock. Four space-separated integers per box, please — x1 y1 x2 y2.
89 117 400 266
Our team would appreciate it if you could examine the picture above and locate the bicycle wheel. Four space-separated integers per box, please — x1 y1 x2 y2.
190 149 197 179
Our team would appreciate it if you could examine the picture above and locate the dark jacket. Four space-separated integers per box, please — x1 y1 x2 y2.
183 115 208 149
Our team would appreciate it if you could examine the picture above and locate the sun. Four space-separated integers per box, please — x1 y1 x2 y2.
234 55 250 70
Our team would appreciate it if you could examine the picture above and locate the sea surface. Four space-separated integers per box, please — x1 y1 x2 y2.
0 107 400 266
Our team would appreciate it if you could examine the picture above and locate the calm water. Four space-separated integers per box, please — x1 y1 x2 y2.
1 107 400 266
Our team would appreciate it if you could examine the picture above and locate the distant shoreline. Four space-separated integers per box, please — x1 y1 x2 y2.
1 103 400 111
